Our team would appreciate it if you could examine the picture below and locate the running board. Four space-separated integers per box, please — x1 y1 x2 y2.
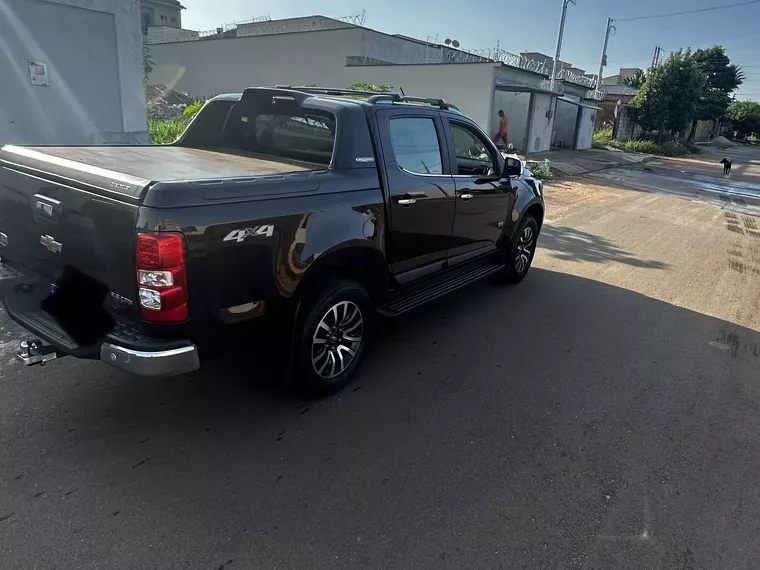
378 258 504 317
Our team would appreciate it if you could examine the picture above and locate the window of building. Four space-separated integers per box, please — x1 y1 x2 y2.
388 117 443 175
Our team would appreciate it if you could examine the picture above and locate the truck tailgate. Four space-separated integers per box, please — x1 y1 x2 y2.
0 145 142 323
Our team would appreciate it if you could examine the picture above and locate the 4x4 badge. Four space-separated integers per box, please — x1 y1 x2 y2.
223 225 275 243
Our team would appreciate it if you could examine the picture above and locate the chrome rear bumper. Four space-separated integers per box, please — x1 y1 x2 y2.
100 342 199 377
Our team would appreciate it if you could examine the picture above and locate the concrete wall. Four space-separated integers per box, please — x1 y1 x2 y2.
494 65 547 90
345 63 497 130
146 25 198 44
149 28 364 97
491 91 531 151
0 0 147 145
236 16 353 37
613 105 642 141
693 119 714 142
553 99 579 148
576 107 596 150
357 30 476 65
526 94 554 153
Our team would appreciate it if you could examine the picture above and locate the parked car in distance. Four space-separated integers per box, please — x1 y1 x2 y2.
0 86 544 396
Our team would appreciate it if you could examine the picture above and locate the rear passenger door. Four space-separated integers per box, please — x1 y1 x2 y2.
377 109 457 282
443 118 514 264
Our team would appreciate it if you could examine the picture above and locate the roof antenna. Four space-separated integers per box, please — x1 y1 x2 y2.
399 86 406 96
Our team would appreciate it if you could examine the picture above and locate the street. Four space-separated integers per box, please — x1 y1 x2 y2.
2 148 760 569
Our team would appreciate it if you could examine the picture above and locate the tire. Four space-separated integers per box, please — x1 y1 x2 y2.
500 215 538 284
292 278 373 397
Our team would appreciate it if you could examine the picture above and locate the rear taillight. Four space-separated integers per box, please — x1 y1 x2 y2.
136 232 188 322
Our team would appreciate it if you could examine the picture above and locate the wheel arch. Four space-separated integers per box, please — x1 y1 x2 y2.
296 241 389 302
524 202 545 230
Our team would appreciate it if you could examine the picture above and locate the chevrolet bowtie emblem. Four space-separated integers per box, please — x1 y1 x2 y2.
40 234 62 253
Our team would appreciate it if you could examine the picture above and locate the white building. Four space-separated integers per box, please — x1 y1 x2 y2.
0 0 148 145
141 0 184 32
148 15 599 154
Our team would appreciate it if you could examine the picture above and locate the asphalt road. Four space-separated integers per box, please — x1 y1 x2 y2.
2 154 760 569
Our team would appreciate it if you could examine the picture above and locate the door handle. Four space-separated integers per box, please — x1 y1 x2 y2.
397 192 428 206
458 193 474 201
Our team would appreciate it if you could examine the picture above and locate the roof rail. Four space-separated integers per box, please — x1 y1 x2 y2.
367 93 457 111
273 85 390 98
271 86 459 111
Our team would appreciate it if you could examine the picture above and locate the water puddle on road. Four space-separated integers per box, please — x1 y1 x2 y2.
586 168 760 218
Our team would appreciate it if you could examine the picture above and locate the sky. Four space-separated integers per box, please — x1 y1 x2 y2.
180 0 760 100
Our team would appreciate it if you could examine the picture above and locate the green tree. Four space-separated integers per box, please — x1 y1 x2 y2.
727 100 760 138
633 50 704 138
691 46 744 123
622 70 646 89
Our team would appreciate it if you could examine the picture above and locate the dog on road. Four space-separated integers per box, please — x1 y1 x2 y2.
720 158 733 175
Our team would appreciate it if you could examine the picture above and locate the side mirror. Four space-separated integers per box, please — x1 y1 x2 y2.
505 156 524 178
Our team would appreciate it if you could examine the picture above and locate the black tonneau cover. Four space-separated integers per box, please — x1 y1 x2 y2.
0 145 317 200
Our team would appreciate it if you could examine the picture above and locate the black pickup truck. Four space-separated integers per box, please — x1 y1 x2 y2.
0 86 544 396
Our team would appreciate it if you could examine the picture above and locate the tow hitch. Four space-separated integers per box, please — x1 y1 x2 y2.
17 339 62 367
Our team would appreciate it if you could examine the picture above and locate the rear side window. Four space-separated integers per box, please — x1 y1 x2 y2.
181 100 336 165
388 117 443 175
251 114 335 164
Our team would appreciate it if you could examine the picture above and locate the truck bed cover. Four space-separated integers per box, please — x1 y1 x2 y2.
0 145 318 199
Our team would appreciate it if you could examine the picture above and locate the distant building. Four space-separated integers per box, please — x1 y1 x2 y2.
141 0 185 33
601 67 642 86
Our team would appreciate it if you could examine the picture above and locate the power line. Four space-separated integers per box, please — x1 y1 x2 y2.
615 0 760 22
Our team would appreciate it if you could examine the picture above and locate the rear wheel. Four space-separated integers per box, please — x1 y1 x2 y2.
500 215 538 284
293 279 372 397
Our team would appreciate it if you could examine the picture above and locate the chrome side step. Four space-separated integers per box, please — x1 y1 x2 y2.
17 339 63 367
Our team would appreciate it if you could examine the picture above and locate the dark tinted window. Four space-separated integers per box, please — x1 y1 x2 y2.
181 99 336 165
449 122 495 176
388 117 443 175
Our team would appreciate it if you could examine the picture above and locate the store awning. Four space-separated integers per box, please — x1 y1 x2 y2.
494 78 558 95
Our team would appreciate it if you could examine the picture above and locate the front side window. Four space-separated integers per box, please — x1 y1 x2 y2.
388 117 443 175
449 123 495 176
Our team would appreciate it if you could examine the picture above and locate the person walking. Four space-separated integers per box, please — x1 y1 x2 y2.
493 110 509 147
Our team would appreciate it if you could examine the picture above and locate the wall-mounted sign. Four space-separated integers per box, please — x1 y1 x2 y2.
28 60 49 86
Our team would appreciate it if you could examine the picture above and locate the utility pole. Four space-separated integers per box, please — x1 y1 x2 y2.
596 17 614 90
651 46 662 68
551 0 576 91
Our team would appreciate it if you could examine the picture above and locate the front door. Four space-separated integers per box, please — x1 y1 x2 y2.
377 109 457 282
444 119 514 264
